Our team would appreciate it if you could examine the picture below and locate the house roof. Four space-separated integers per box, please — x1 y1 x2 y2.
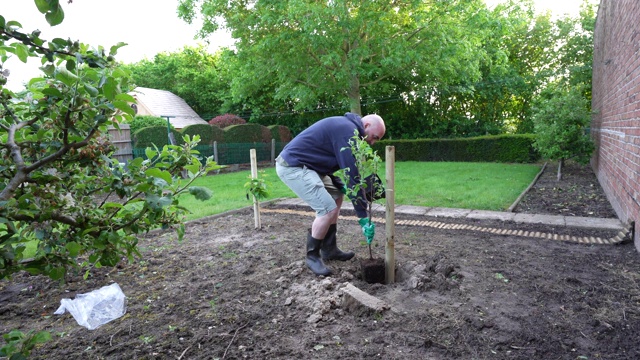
129 87 208 129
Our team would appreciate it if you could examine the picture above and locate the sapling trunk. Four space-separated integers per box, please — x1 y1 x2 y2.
368 211 373 259
368 186 373 259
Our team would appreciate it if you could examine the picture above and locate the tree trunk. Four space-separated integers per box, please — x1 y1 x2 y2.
347 75 362 115
557 158 564 181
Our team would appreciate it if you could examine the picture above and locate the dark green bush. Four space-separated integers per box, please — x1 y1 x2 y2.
133 126 183 149
180 124 224 145
128 115 172 135
373 134 539 163
268 125 292 142
223 124 271 143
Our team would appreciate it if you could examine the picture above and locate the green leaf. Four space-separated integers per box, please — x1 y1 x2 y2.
45 6 65 26
48 267 66 280
145 168 172 184
102 202 124 209
145 148 157 160
34 0 50 14
81 227 100 236
176 223 185 240
188 186 213 201
35 229 46 240
65 242 81 257
115 93 136 102
84 84 99 97
14 44 29 63
102 77 116 100
54 67 79 86
145 194 173 210
42 87 63 97
109 42 128 56
65 59 76 71
113 100 135 116
5 20 22 29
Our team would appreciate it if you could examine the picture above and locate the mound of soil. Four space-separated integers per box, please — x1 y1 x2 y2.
1 161 638 359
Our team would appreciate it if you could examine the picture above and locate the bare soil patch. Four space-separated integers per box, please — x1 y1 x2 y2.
2 161 639 359
513 161 618 218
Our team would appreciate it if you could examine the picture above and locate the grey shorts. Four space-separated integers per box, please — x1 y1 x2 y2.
276 159 341 217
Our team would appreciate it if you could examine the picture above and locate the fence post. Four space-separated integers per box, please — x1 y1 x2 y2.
271 139 276 166
213 141 219 164
250 149 261 229
385 146 396 284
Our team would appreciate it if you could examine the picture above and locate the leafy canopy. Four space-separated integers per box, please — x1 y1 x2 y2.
532 83 595 169
178 0 488 115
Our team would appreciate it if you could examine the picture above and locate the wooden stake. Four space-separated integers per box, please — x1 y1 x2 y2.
250 149 261 229
385 146 395 284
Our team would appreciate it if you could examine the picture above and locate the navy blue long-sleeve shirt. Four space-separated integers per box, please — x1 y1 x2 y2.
279 112 369 218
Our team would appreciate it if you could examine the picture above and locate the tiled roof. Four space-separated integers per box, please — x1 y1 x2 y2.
129 87 208 129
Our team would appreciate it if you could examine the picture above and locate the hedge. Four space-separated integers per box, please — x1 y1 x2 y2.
372 134 540 163
223 123 271 143
128 115 172 135
268 125 293 143
181 124 224 145
132 126 183 148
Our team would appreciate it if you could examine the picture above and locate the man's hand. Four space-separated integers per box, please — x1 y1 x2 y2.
358 217 375 244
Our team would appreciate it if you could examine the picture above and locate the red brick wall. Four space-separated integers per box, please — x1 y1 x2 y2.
591 0 640 249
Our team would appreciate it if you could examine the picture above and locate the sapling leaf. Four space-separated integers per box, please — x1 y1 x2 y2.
189 186 213 201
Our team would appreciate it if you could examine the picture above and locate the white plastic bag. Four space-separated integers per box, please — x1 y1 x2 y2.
54 283 126 330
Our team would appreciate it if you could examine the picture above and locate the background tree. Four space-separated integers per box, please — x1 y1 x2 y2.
122 45 233 117
178 0 489 116
128 115 174 134
552 2 597 104
531 83 594 180
111 0 598 141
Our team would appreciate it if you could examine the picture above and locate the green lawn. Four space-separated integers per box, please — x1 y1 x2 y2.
16 161 541 259
179 161 541 221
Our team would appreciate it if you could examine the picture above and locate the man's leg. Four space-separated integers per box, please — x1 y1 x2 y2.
310 204 339 239
276 164 338 275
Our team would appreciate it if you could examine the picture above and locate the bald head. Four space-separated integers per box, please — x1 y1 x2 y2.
361 114 386 145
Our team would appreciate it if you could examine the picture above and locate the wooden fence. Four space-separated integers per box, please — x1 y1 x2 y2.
107 125 133 163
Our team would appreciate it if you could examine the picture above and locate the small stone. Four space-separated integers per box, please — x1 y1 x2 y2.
321 278 333 289
284 297 293 306
307 313 322 323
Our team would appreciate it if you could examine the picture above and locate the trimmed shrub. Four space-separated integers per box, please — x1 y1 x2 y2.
268 125 292 142
128 115 172 135
223 124 271 143
372 134 540 163
133 126 183 149
208 114 246 128
180 124 224 145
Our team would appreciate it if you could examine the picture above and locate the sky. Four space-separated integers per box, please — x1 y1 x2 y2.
1 0 233 90
2 0 592 91
484 0 590 16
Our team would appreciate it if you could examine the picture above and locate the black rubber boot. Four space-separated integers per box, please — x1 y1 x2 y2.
306 232 332 276
321 224 355 261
